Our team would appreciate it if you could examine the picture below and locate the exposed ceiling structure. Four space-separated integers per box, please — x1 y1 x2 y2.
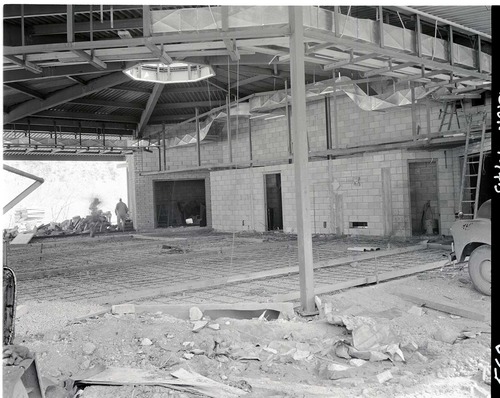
3 5 491 160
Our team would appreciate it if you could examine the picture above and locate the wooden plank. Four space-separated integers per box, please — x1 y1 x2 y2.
397 291 487 322
10 232 35 245
272 259 448 302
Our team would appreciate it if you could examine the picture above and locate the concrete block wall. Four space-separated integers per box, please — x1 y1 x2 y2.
130 89 490 234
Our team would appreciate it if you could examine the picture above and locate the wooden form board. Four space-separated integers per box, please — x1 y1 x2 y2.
272 259 449 302
397 292 488 322
9 232 35 245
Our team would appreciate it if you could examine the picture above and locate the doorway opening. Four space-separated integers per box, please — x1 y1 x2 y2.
409 161 439 235
154 180 206 228
265 173 283 231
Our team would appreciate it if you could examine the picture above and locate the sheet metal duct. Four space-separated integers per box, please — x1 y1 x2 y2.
151 6 491 73
163 103 251 149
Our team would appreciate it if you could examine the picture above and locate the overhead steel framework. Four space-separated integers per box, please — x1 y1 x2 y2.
3 5 492 159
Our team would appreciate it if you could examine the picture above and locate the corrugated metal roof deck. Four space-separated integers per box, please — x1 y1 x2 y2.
412 6 491 36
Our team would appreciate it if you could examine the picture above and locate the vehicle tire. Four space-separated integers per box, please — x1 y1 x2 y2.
468 245 491 296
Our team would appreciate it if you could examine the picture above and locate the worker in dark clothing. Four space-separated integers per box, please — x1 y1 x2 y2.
115 198 129 232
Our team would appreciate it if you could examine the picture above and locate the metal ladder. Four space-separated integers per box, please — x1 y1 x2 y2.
458 113 487 218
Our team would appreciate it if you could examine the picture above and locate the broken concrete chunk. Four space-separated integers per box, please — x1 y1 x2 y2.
433 327 459 344
349 358 366 367
208 323 220 330
352 323 398 351
183 353 195 360
82 342 96 355
189 306 203 321
182 341 195 348
192 320 208 333
292 349 310 361
376 370 393 383
401 341 419 353
407 306 424 316
413 352 429 363
190 349 205 355
111 303 135 315
140 338 153 346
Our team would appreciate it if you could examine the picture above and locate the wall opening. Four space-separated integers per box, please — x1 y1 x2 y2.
154 179 206 228
265 173 283 231
409 161 439 235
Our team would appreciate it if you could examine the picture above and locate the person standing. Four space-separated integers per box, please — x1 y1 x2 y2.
115 198 129 232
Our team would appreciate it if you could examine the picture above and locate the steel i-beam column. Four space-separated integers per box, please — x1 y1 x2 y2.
289 6 315 314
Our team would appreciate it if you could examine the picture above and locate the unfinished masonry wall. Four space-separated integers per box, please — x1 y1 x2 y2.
210 148 459 237
130 92 488 233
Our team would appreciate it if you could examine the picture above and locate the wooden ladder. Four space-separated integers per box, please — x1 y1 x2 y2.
458 113 487 219
439 100 464 132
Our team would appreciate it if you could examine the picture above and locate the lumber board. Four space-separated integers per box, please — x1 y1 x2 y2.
272 260 448 302
9 232 35 245
132 302 295 319
397 291 488 322
241 377 340 396
93 244 427 305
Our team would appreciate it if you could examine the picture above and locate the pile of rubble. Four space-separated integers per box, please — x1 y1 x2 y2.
34 213 114 238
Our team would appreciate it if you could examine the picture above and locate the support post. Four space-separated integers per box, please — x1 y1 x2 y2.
415 14 422 57
248 117 253 166
162 123 166 170
378 6 385 48
226 96 232 164
143 5 151 37
333 90 339 149
411 83 417 140
325 96 332 159
285 79 292 164
334 6 340 37
448 26 454 66
289 6 315 314
426 99 431 135
196 107 201 167
476 35 482 72
67 5 74 43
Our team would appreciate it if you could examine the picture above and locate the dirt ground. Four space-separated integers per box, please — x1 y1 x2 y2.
12 262 491 398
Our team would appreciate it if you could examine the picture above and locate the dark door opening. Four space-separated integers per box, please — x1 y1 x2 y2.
409 161 439 235
265 173 283 231
154 180 206 228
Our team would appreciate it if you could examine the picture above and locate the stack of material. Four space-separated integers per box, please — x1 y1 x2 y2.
34 214 113 237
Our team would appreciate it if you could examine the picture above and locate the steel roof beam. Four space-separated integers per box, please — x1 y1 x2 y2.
4 55 42 74
154 100 225 111
9 117 136 131
3 62 133 83
144 40 173 64
323 52 380 71
5 83 45 100
137 84 164 136
3 4 142 19
71 50 107 70
4 26 290 56
5 71 131 124
34 110 138 124
69 98 145 109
